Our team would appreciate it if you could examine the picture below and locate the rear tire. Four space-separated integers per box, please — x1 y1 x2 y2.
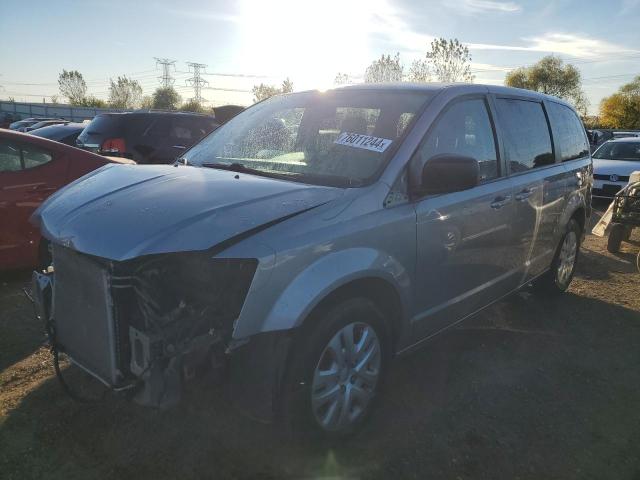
607 224 624 253
281 298 390 439
533 219 581 294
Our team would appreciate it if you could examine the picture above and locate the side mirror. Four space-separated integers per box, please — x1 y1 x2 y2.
415 154 480 195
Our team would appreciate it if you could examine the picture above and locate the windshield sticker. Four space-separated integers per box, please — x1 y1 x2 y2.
334 132 392 153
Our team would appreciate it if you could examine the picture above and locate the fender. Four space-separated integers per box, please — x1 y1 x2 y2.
259 247 412 335
559 168 591 240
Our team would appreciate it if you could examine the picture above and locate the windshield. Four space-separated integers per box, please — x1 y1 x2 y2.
183 90 431 187
593 141 640 161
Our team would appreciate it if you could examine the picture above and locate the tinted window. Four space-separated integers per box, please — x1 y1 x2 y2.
85 115 121 135
169 117 216 142
593 141 640 161
0 142 51 171
547 102 589 161
0 141 22 172
143 117 171 137
415 98 499 182
496 99 554 172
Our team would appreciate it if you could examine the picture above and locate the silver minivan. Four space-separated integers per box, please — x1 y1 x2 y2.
32 83 592 437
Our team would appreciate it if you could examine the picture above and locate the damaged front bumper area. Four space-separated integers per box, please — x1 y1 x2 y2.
34 243 258 408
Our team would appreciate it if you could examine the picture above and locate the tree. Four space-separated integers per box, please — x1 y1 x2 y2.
411 38 473 83
78 96 107 108
251 78 294 103
58 69 87 105
109 76 143 109
505 56 588 113
281 77 294 94
334 72 351 85
180 99 204 113
140 95 154 110
599 76 640 129
152 87 181 110
50 95 59 104
407 60 431 83
364 53 403 83
252 84 280 102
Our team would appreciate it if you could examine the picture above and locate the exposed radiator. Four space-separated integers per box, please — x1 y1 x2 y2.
52 245 123 386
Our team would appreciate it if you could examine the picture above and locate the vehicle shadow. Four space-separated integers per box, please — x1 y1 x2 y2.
2 291 639 480
0 269 42 372
577 247 638 280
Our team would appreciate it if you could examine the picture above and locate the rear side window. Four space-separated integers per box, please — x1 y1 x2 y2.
23 145 53 168
0 141 52 171
0 141 22 172
169 117 216 143
495 99 554 172
143 117 171 137
547 102 589 161
416 98 499 182
86 115 122 136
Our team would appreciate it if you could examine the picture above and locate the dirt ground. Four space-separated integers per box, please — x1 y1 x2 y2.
1 207 639 480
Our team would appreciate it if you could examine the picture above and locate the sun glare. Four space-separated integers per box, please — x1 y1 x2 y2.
239 0 372 90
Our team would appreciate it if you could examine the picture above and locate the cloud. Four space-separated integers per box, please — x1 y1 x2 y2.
468 32 638 58
444 0 522 14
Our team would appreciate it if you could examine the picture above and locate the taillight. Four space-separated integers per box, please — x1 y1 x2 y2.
100 137 126 155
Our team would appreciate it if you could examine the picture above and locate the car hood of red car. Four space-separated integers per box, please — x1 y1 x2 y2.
32 163 342 261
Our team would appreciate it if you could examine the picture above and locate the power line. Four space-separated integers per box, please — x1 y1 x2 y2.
154 57 176 87
185 62 209 103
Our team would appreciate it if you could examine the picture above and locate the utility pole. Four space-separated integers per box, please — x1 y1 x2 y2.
154 57 176 88
185 62 209 103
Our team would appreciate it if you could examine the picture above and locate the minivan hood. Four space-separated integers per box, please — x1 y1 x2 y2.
33 164 342 261
593 158 640 176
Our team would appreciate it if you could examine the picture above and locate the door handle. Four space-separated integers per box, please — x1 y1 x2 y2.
490 195 511 209
172 145 187 150
515 189 532 201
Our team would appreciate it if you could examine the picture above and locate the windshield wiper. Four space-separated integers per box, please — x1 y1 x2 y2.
201 162 291 181
201 162 255 173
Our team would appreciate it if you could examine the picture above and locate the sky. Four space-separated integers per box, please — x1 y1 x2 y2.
1 0 639 113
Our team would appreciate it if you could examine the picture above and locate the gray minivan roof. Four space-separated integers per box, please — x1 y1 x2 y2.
327 82 575 109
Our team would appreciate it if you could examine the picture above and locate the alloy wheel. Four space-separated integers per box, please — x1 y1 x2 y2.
557 230 577 286
311 321 381 432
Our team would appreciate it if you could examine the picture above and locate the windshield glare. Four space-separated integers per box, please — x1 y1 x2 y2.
184 90 431 187
593 141 640 161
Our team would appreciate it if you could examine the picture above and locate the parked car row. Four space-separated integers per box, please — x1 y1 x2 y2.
28 84 593 437
0 129 134 270
0 110 223 270
75 111 219 164
9 117 68 132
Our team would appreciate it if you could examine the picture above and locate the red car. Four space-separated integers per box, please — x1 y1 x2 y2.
0 130 132 270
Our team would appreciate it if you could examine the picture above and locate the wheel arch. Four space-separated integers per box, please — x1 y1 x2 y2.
254 247 413 350
298 276 405 351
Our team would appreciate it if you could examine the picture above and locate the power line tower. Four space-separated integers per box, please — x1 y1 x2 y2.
154 57 176 88
185 62 209 103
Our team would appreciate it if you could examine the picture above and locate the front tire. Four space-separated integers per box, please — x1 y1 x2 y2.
534 219 581 294
282 298 389 439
